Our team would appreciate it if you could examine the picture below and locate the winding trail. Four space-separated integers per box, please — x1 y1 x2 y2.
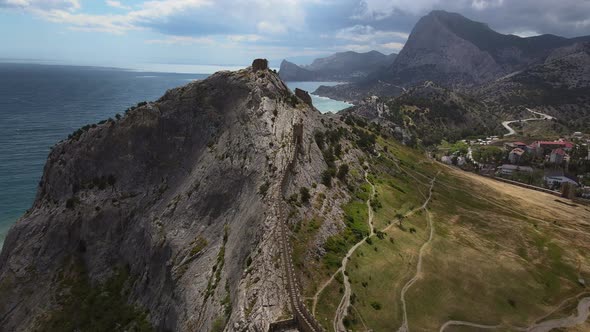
332 170 376 332
396 174 438 332
439 296 590 332
502 108 554 136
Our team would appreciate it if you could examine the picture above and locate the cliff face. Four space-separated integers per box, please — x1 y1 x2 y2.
0 62 335 331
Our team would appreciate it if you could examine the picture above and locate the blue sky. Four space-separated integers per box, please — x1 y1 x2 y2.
1 0 589 71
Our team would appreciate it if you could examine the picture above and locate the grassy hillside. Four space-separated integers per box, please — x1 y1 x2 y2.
305 128 590 331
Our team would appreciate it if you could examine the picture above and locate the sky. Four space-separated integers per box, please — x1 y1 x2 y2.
1 0 590 72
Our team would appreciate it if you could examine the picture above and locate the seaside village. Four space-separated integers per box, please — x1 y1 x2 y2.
437 132 590 199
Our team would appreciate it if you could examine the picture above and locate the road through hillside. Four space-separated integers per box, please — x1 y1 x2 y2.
502 108 554 136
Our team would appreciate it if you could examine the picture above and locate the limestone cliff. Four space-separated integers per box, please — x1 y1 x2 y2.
0 60 351 331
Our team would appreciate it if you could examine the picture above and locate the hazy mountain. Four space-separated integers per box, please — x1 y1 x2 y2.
279 50 397 82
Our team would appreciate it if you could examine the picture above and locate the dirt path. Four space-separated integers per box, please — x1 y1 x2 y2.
396 174 438 332
333 171 376 332
439 296 590 332
527 297 590 332
439 321 502 331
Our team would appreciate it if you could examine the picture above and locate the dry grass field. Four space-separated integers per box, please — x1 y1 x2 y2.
310 136 590 331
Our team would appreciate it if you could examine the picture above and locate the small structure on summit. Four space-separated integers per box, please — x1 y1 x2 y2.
252 58 268 71
294 88 313 107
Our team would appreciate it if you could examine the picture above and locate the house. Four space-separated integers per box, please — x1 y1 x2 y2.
509 148 525 164
573 132 583 137
549 148 567 164
544 175 578 189
505 141 527 151
531 140 574 157
497 164 534 176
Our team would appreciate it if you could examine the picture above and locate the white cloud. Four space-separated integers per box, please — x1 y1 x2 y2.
226 34 263 42
380 42 404 51
355 0 441 18
510 30 540 38
336 25 408 42
145 35 215 45
0 0 80 11
257 21 287 34
471 0 504 11
105 0 130 10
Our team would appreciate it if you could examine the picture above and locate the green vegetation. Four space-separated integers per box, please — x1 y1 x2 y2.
258 181 270 197
190 236 208 256
323 198 369 269
42 263 153 332
300 187 311 204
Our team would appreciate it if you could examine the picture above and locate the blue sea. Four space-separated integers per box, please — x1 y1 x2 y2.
0 63 350 247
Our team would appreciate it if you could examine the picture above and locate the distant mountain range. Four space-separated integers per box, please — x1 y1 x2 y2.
316 10 590 102
279 50 397 82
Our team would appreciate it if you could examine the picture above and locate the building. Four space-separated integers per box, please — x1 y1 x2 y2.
544 175 578 189
509 148 525 164
504 141 527 151
549 148 567 164
441 156 452 165
531 140 574 157
497 164 534 176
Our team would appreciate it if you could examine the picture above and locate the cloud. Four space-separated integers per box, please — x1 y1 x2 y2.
335 25 408 42
105 0 130 10
0 0 80 11
145 35 215 45
257 21 287 35
355 0 440 18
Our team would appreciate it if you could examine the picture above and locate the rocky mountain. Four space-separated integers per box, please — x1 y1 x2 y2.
476 42 590 131
0 60 386 331
315 10 590 102
279 50 397 82
278 59 318 81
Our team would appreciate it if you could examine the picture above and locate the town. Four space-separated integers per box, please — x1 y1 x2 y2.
437 132 590 200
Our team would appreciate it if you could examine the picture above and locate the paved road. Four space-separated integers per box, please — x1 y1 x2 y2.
502 108 554 136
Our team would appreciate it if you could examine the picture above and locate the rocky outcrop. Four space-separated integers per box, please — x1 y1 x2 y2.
0 60 337 331
295 88 313 107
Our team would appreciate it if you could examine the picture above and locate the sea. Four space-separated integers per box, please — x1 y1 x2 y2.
0 63 352 247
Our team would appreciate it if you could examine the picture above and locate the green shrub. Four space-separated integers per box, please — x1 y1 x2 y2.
370 301 382 310
300 187 310 204
259 181 270 196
